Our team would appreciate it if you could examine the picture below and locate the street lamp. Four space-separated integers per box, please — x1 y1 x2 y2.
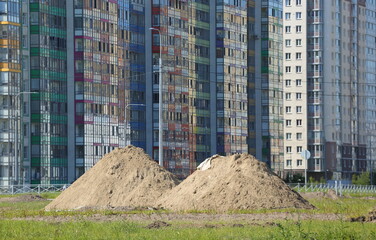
124 104 145 146
14 91 37 185
149 27 163 167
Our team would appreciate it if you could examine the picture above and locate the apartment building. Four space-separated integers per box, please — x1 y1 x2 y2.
0 0 21 185
1 0 257 185
255 0 284 176
283 0 370 180
283 0 308 178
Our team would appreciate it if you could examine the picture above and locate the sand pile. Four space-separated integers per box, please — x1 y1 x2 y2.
301 189 339 200
0 194 45 203
157 154 314 212
45 146 179 210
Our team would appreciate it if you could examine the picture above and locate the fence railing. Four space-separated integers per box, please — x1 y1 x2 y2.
0 184 71 195
288 183 376 195
1 183 375 195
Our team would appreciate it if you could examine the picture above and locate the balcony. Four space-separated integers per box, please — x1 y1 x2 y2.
308 57 322 64
307 71 322 77
308 44 322 51
307 17 322 24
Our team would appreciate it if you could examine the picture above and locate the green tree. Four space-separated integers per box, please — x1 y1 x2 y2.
352 172 371 185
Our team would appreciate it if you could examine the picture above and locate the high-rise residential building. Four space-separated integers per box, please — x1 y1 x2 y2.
215 1 248 156
27 0 68 184
68 0 147 182
283 0 370 180
365 0 376 179
2 0 375 186
0 0 21 185
254 0 284 176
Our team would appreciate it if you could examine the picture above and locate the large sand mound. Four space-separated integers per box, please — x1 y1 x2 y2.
45 146 180 210
157 154 314 212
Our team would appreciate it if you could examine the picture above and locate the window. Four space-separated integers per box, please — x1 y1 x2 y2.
287 160 292 166
285 26 291 33
286 66 291 73
297 119 302 126
286 39 291 46
286 120 292 126
285 13 291 20
286 146 292 153
296 12 302 19
296 0 302 5
296 106 302 113
286 79 291 86
296 79 302 86
286 133 292 140
296 66 302 73
296 39 302 46
296 25 302 33
296 52 302 59
297 146 302 153
297 133 302 140
297 159 303 166
286 0 291 6
285 53 291 60
296 93 302 99
286 106 292 113
286 92 291 100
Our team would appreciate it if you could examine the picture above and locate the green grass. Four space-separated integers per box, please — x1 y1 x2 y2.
0 192 60 199
1 194 375 219
0 219 375 240
1 194 376 239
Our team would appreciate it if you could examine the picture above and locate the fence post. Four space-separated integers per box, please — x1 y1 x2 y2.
335 181 338 195
11 185 14 195
37 185 40 195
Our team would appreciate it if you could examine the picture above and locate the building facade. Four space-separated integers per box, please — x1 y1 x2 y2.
2 0 375 185
0 0 21 185
283 0 369 180
256 0 284 176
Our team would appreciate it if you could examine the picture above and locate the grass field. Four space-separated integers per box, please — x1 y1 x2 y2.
0 193 375 240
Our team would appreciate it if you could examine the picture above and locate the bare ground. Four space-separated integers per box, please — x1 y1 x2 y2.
9 210 343 224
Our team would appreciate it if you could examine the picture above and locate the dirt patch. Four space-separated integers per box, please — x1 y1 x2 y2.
45 146 180 211
146 220 171 229
350 207 376 223
0 194 45 203
301 189 339 200
13 212 341 224
157 154 314 212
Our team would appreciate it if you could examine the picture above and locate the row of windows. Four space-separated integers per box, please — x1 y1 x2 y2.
285 25 302 33
285 52 302 60
286 159 303 167
285 0 302 7
285 66 303 73
285 106 302 113
286 119 302 127
285 79 302 86
286 146 303 154
285 39 302 46
285 93 303 101
286 132 303 140
285 12 302 20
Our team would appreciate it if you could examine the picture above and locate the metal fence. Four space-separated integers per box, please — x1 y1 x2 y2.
289 183 376 195
0 184 71 195
1 183 375 195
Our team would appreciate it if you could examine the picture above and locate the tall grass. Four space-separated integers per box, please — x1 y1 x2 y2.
0 220 375 240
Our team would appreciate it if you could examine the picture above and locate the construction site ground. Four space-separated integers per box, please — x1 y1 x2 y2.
1 193 376 239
